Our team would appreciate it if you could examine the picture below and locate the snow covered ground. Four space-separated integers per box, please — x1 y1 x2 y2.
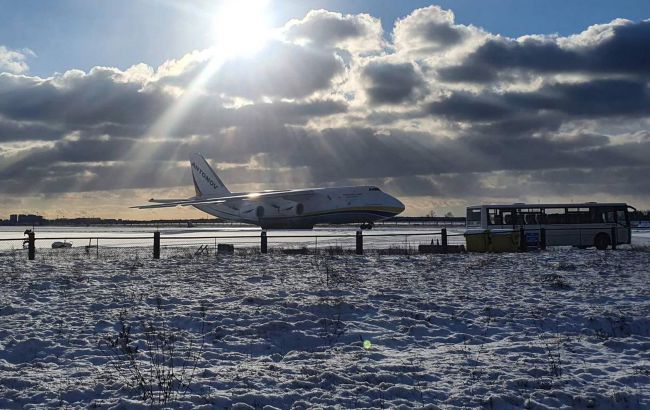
0 247 649 408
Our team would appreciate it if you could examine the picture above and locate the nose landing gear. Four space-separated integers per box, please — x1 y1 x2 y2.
360 222 374 230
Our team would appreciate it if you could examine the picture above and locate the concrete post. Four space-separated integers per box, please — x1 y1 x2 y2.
28 231 35 260
153 231 160 259
261 230 268 254
356 230 363 255
441 228 448 254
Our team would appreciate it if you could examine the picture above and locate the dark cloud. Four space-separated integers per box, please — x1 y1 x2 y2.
393 5 481 53
426 93 513 122
283 9 382 51
0 66 346 142
439 20 650 82
426 79 650 127
152 40 346 100
0 70 170 127
1 8 650 209
362 61 426 104
0 117 63 142
215 41 343 98
384 175 441 196
3 122 650 199
505 79 650 117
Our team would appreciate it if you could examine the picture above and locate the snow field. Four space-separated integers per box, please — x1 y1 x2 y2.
0 248 649 408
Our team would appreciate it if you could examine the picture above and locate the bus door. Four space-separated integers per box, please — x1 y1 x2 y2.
519 208 542 247
615 207 631 244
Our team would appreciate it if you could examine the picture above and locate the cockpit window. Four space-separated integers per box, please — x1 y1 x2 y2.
369 187 381 191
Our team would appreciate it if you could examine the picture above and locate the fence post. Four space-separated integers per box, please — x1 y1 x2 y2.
153 232 160 259
540 228 546 250
28 231 35 260
611 226 617 250
261 230 268 254
356 230 363 255
441 228 448 254
519 227 527 252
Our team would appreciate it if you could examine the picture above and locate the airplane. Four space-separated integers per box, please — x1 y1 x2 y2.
132 153 405 229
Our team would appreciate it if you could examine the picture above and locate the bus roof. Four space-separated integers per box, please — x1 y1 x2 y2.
467 203 631 209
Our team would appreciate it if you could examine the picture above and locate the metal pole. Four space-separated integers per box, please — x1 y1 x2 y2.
96 238 99 258
441 228 448 254
261 231 268 254
611 226 617 250
540 228 546 250
28 231 35 260
356 230 363 255
153 232 160 259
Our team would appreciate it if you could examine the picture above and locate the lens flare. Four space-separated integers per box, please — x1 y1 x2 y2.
213 0 271 56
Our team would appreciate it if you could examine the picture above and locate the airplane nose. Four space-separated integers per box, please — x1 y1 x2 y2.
392 196 405 214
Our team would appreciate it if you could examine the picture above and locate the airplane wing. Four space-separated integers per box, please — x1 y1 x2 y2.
132 189 316 209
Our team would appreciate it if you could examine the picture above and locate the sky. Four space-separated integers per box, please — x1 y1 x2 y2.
1 0 650 219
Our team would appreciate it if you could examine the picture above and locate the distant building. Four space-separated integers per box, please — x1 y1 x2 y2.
17 214 44 225
9 214 18 224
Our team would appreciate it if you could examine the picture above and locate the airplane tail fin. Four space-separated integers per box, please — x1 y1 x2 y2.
189 153 230 197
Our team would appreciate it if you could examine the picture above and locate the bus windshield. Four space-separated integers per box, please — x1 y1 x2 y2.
466 207 481 227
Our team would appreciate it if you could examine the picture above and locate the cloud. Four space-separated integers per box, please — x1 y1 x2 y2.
426 93 513 122
393 6 486 55
155 40 345 100
425 78 650 127
0 68 169 127
0 46 33 74
212 41 345 99
439 19 650 83
362 61 426 104
283 9 383 53
2 7 650 214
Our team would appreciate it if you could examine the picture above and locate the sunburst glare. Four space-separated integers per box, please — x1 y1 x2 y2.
213 0 272 56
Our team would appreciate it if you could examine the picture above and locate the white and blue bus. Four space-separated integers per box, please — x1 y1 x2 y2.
465 203 635 249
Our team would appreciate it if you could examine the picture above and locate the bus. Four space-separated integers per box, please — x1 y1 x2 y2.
465 203 635 249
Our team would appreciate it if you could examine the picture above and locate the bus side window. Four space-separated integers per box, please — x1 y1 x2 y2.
488 209 497 225
616 209 627 226
502 210 513 225
515 213 524 225
546 208 565 224
590 208 604 223
605 210 616 223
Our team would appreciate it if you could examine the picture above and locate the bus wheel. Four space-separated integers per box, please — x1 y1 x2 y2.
594 233 610 250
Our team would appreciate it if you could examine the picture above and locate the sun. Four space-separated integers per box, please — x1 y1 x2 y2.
212 0 271 56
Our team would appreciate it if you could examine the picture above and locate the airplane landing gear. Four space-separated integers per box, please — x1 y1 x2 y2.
360 222 374 230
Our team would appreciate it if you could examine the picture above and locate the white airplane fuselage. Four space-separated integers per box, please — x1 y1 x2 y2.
135 154 405 229
194 186 404 229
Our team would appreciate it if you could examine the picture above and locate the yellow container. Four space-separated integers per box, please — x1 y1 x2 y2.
464 229 521 252
464 230 490 252
488 230 520 252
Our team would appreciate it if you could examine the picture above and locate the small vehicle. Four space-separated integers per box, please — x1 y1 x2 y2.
51 241 73 249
